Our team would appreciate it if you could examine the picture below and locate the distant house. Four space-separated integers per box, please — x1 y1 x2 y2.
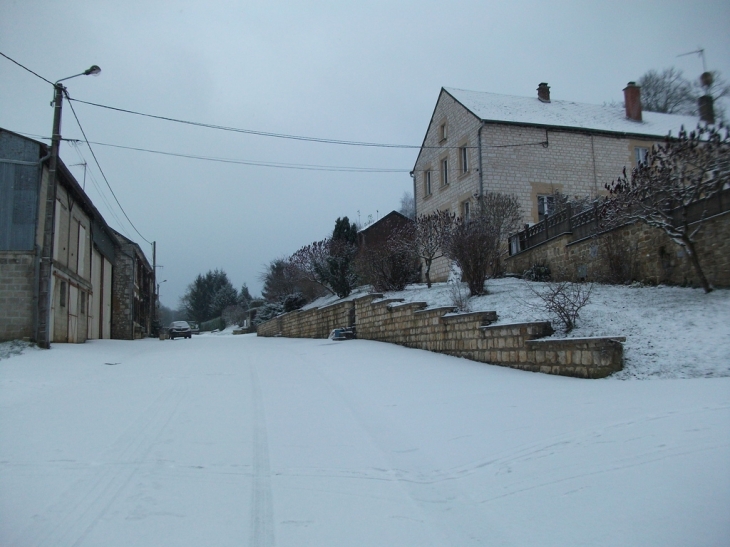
412 82 700 282
357 210 412 249
110 229 154 340
0 128 119 344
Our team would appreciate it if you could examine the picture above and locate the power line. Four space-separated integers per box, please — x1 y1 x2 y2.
67 141 134 239
0 51 54 85
63 138 410 173
64 90 152 244
69 96 426 149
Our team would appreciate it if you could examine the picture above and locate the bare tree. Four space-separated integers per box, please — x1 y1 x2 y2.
289 238 359 298
605 124 729 293
638 67 730 121
397 210 455 288
289 240 336 296
639 67 696 114
444 192 521 296
398 191 416 219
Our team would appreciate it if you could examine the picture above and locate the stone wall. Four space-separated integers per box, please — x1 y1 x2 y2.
111 249 133 340
257 301 354 339
257 293 624 379
506 210 730 288
0 251 36 341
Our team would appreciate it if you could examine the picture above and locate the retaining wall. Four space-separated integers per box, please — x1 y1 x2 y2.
257 293 624 379
506 210 730 287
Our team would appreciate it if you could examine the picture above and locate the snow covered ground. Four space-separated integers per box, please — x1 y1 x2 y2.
307 278 730 380
1 326 729 546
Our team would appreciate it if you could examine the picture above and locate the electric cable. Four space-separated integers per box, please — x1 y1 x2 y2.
64 90 152 244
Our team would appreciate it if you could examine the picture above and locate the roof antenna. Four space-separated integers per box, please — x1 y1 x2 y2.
677 47 707 73
70 161 87 190
678 47 714 92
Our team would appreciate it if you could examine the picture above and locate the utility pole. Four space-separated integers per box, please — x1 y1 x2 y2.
36 83 65 348
36 66 101 348
152 241 157 333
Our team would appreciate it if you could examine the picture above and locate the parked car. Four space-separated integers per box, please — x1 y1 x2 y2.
188 321 200 335
168 321 192 339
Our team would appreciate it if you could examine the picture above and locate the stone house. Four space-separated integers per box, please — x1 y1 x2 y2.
110 229 154 340
0 128 118 344
412 83 699 282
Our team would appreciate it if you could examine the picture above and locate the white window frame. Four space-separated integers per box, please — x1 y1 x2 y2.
439 122 447 142
460 146 469 174
635 146 649 166
537 195 555 220
462 200 471 223
441 158 449 186
424 170 432 196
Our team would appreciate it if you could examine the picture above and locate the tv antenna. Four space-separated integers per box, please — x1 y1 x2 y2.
678 48 713 90
677 47 707 73
70 161 87 190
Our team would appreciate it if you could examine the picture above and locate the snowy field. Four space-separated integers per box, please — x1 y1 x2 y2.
1 328 729 546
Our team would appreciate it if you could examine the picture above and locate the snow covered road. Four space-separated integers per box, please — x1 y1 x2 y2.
1 335 728 546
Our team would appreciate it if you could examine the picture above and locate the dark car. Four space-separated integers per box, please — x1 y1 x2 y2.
168 321 192 339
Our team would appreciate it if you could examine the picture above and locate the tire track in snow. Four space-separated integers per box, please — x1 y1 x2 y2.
9 382 188 547
250 363 275 547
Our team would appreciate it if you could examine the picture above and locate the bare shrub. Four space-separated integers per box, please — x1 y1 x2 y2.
523 262 552 282
355 235 420 292
448 280 471 312
444 192 522 295
526 280 593 333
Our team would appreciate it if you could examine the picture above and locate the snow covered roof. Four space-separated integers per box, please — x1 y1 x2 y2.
444 87 700 138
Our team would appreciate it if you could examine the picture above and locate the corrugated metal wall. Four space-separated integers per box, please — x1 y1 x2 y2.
0 132 42 251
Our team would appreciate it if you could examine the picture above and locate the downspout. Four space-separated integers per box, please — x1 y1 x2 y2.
410 171 416 218
477 121 486 198
590 135 598 199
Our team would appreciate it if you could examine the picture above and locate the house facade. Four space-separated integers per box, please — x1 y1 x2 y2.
412 83 699 282
110 229 154 340
0 128 130 345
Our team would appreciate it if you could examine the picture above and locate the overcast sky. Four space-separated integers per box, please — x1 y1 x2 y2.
2 0 729 307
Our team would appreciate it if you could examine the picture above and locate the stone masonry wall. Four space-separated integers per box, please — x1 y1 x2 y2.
506 210 730 288
0 251 36 341
257 301 354 339
111 250 133 340
257 293 624 379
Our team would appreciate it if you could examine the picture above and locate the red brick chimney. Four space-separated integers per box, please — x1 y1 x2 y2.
623 82 642 122
537 82 551 103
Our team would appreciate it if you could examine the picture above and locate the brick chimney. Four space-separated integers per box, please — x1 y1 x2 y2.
537 82 551 103
698 95 715 124
623 82 642 122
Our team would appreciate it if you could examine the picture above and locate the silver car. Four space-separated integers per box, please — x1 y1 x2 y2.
168 321 192 339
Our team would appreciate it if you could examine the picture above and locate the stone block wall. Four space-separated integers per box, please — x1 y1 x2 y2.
506 210 730 288
0 251 36 341
111 251 133 340
258 293 624 379
257 301 354 339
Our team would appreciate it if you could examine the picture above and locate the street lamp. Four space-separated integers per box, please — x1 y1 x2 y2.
37 65 101 348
